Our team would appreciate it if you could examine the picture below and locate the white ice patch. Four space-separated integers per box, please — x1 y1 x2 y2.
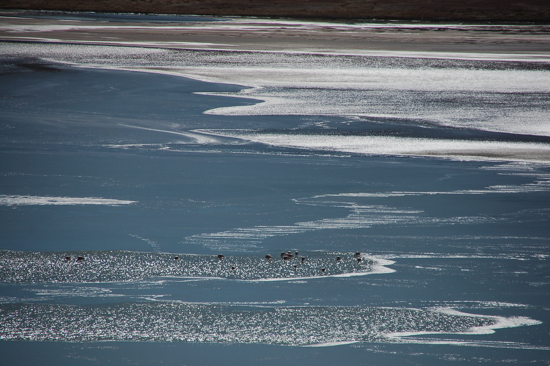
27 287 123 298
386 307 545 349
129 234 162 252
195 130 550 162
382 253 527 260
303 341 360 347
424 300 532 309
0 195 136 206
312 175 550 199
184 203 424 251
190 67 550 93
383 337 549 350
120 124 222 144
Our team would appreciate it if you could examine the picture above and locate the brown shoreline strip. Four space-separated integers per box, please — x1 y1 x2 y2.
1 0 550 22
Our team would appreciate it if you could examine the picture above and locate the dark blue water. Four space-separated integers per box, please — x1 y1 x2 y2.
1 51 549 365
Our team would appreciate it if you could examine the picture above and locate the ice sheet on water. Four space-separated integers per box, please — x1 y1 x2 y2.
3 41 550 141
195 130 550 162
0 195 136 206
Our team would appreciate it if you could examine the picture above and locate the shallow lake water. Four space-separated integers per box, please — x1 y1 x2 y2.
1 15 550 365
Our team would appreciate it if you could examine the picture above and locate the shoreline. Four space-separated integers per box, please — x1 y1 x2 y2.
1 0 550 23
2 13 550 61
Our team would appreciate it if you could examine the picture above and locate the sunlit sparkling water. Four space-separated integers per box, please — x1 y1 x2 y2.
0 251 377 282
0 302 504 345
